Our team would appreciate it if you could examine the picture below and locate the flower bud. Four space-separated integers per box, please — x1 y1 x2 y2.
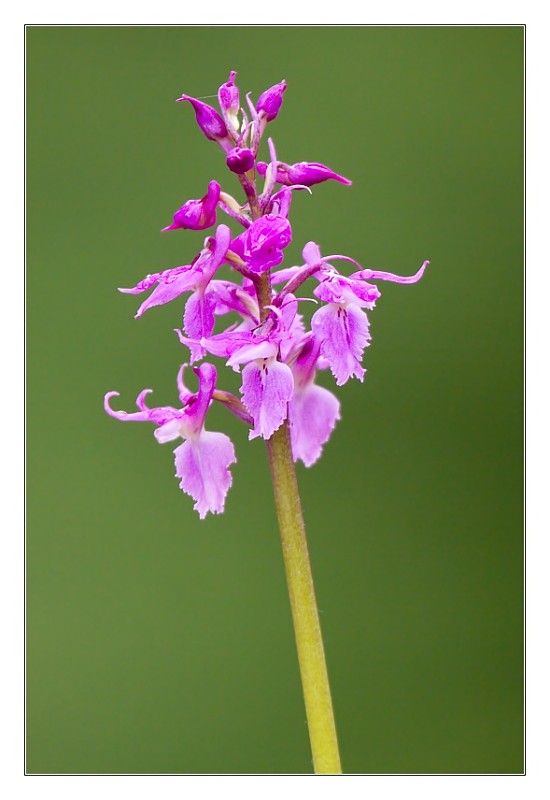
257 160 351 187
176 94 228 142
218 71 240 117
256 80 286 122
226 146 255 174
230 215 292 273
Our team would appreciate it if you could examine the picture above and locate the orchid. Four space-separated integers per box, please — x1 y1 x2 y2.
105 70 427 774
105 363 236 519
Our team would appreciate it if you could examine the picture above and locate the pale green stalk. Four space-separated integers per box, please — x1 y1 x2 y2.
266 421 342 774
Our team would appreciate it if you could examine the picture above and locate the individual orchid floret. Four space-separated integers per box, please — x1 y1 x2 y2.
263 186 294 219
119 224 231 321
161 180 221 232
311 260 428 386
313 270 381 309
177 329 293 441
176 94 231 150
226 146 255 175
186 299 301 441
229 215 292 274
236 341 294 441
256 79 287 122
311 301 371 386
236 300 306 440
218 70 240 133
105 363 237 519
257 160 351 188
287 334 341 467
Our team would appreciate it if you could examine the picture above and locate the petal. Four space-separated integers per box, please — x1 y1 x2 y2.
184 362 217 436
314 273 380 307
256 80 286 121
287 162 352 187
227 339 277 368
270 266 302 286
104 391 151 422
155 418 183 443
173 432 236 519
290 333 321 389
197 330 255 360
118 265 189 295
302 241 322 265
134 270 197 317
354 260 429 285
184 288 217 340
311 303 370 386
236 215 292 274
104 391 182 426
241 360 294 440
289 383 340 467
176 95 228 141
183 288 218 362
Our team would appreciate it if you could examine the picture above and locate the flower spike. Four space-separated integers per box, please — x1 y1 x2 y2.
107 73 427 520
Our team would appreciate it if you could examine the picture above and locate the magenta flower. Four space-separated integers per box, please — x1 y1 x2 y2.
119 224 231 321
218 70 240 132
287 334 341 467
256 80 287 122
311 301 371 385
176 94 230 148
257 160 351 188
226 146 255 175
230 215 292 273
105 363 236 518
161 181 221 232
241 356 294 440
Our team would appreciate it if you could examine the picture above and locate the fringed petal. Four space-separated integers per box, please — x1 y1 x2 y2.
241 359 294 440
289 383 340 467
173 432 236 519
311 303 370 386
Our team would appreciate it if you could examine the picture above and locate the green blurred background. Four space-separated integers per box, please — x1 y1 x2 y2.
26 26 524 774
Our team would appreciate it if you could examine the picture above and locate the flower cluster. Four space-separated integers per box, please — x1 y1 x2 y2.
105 72 427 518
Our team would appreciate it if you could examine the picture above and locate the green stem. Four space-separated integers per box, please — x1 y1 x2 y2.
266 423 342 774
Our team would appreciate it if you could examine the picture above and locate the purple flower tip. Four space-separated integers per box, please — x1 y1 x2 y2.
218 70 240 117
177 94 228 141
256 80 287 122
226 146 255 175
257 160 351 188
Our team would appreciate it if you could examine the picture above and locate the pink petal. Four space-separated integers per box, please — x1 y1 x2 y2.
289 383 341 467
311 303 370 386
241 360 294 440
183 289 218 363
135 271 196 317
173 432 236 519
184 362 217 436
227 339 277 368
155 419 183 443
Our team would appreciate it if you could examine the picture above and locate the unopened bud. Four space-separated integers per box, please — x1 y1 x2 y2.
226 146 255 174
176 94 228 142
256 80 286 122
